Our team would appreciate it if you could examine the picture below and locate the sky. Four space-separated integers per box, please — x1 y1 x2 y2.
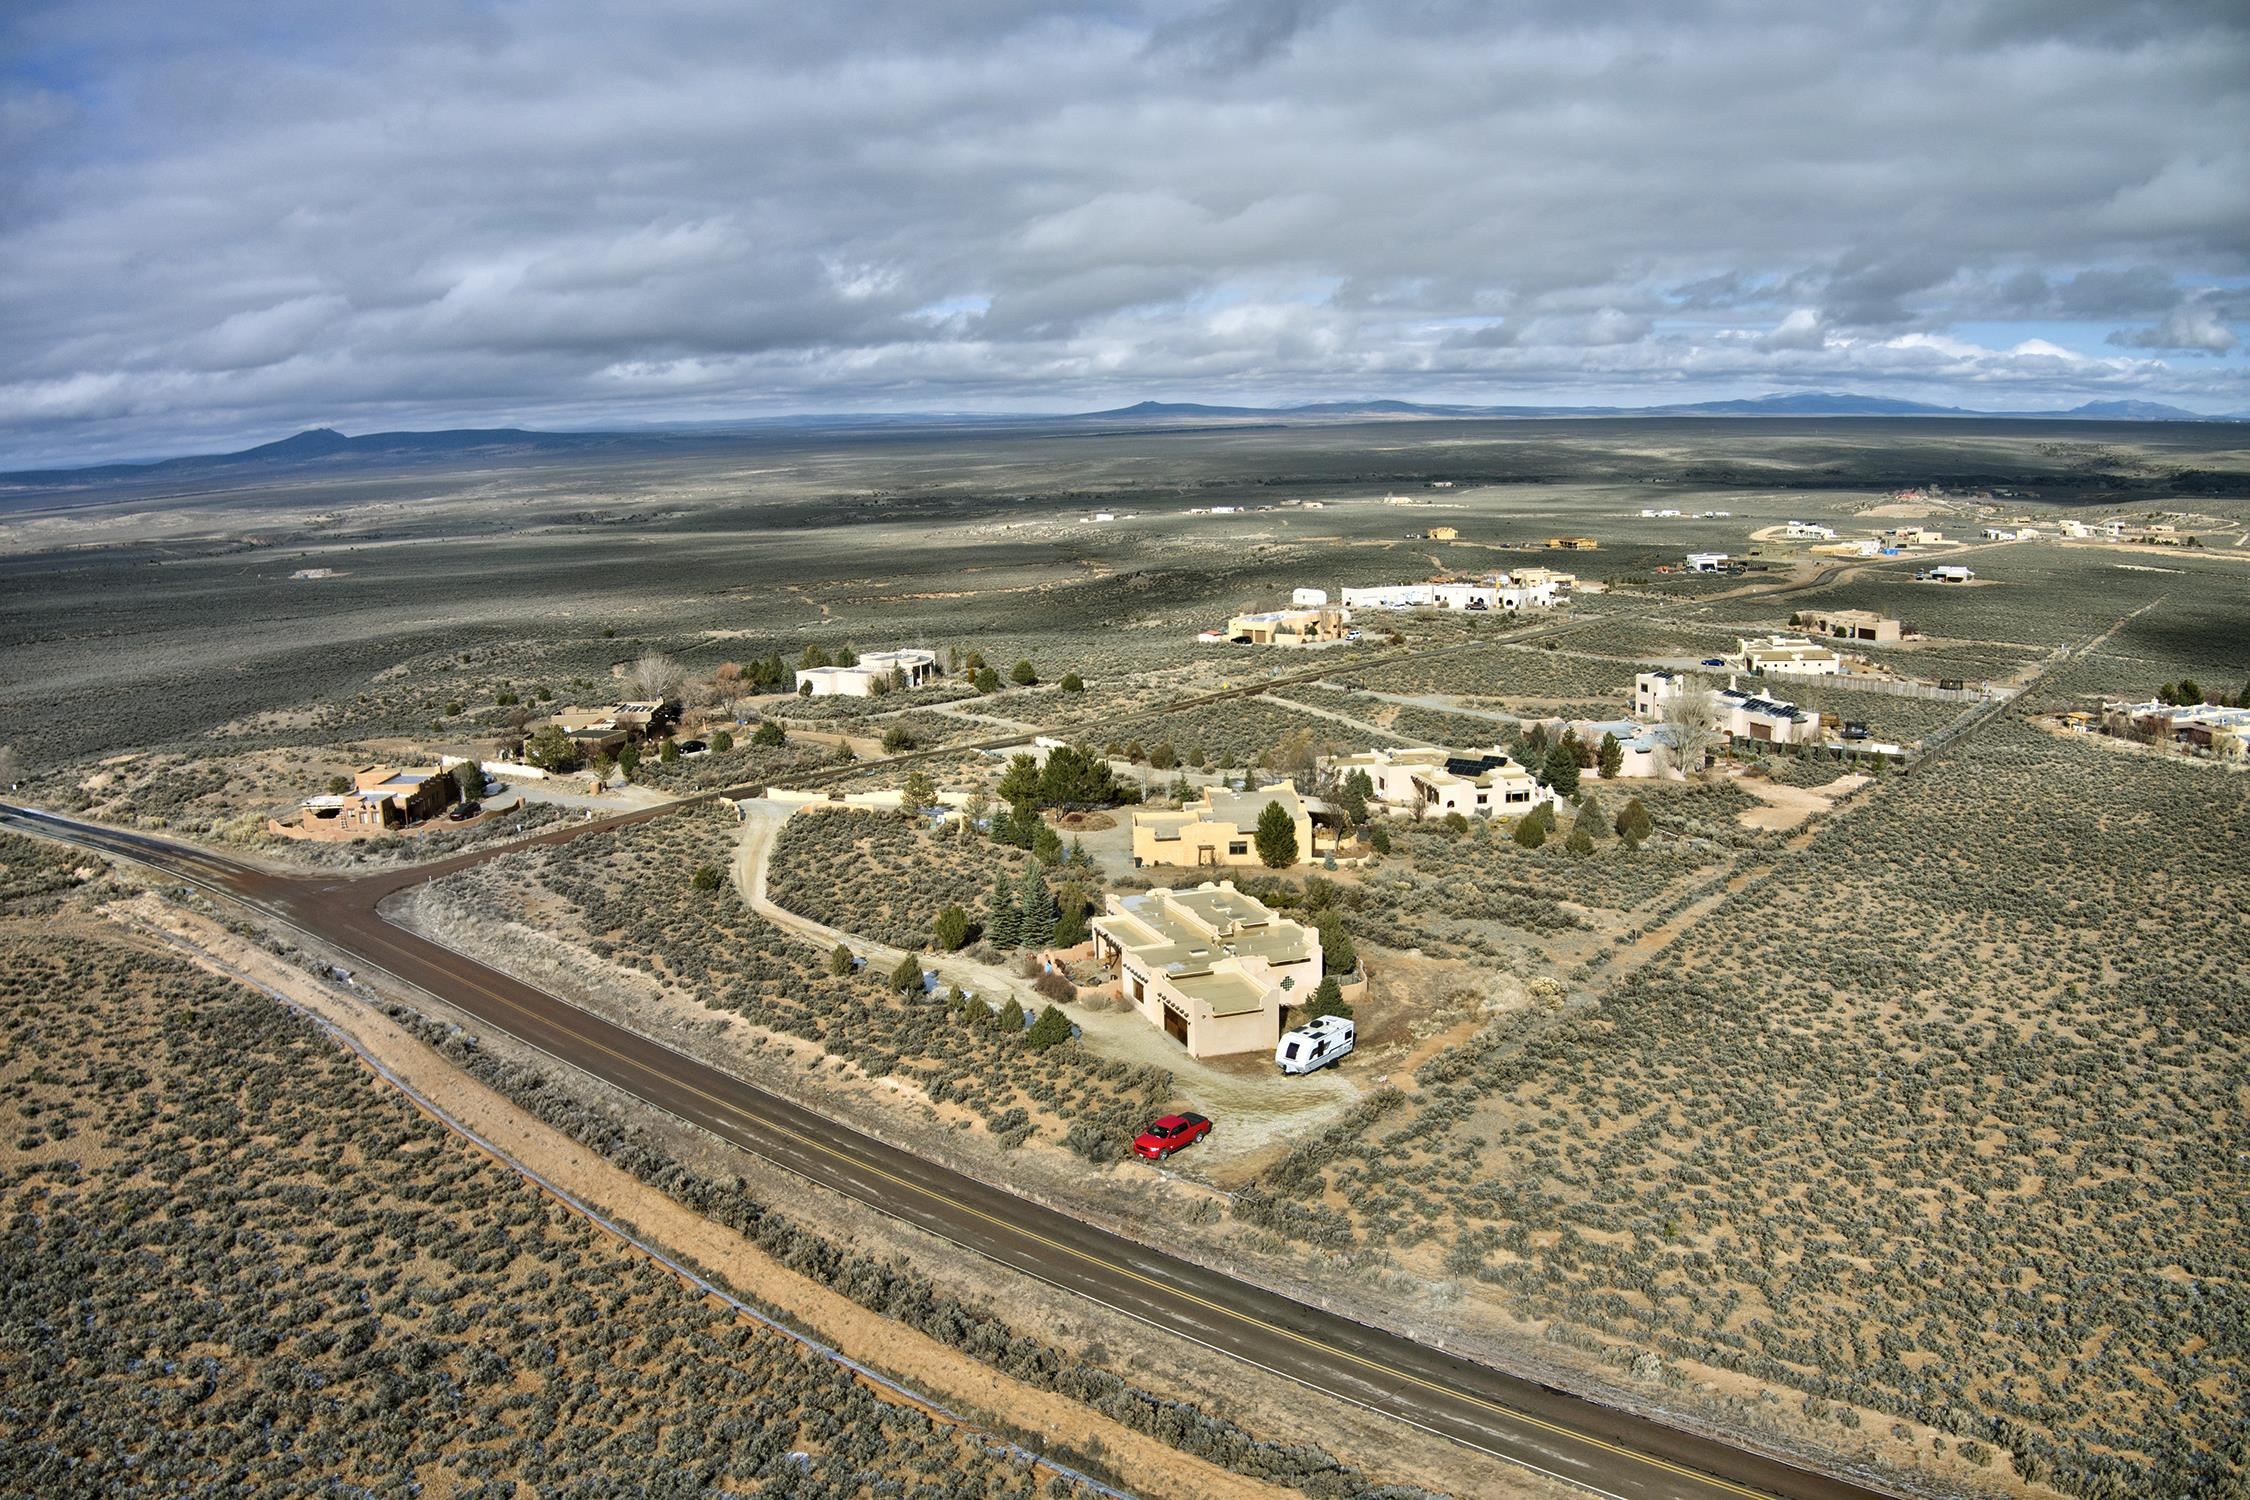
2 0 2246 464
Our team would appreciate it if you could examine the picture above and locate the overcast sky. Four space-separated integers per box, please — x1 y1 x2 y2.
3 0 2246 463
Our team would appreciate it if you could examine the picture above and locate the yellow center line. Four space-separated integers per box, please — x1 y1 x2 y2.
9 803 1779 1497
344 917 1778 1500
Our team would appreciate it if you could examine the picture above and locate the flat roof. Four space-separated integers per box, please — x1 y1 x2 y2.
1198 785 1303 827
1097 886 1313 973
1171 970 1271 1016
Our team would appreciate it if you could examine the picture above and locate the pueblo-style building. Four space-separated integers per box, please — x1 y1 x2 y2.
1089 881 1324 1058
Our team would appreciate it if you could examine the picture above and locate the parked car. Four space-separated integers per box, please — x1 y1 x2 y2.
447 801 482 822
1132 1112 1211 1160
1700 657 1726 667
1276 1015 1354 1074
676 739 706 754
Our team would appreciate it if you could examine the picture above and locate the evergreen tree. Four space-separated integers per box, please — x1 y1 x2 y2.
901 768 937 815
1015 864 1059 947
890 953 923 993
1369 823 1392 854
1513 812 1548 848
1032 822 1064 865
932 904 971 951
1573 795 1605 843
1053 882 1092 947
1567 824 1595 856
711 729 734 753
973 666 1001 693
986 876 1020 949
1060 672 1085 693
1540 740 1580 796
1314 912 1357 975
1337 769 1372 825
997 753 1042 805
1302 975 1352 1021
752 719 786 747
1614 796 1654 845
827 943 855 976
1254 798 1300 867
1025 1005 1074 1049
659 737 679 764
1598 732 1624 780
453 761 488 800
1009 659 1038 686
997 997 1025 1033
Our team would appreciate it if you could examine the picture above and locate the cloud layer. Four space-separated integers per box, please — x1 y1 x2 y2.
2 0 2246 461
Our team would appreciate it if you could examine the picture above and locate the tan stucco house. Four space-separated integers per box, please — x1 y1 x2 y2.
1090 881 1324 1058
1131 784 1314 868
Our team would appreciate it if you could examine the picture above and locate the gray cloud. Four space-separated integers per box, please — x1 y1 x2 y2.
2107 293 2240 352
1 0 2247 462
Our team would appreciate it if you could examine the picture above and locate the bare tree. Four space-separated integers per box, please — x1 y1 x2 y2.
713 661 744 720
1661 681 1722 774
626 650 682 701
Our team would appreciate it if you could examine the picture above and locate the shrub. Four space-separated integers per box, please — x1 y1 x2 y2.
1025 1005 1074 1049
690 864 722 892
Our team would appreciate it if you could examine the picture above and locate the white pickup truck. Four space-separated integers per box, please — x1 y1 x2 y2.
1276 1015 1354 1075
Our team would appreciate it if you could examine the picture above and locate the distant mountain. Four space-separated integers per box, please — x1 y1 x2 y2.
1658 392 1970 417
7 394 2234 482
2053 400 2208 421
1071 390 2234 424
0 426 630 486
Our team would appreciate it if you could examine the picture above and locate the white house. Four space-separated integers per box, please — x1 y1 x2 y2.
1634 671 1820 747
1291 587 1331 607
1340 580 1553 613
1686 552 1731 573
1321 744 1550 820
1783 521 1837 540
1340 583 1435 610
799 648 940 698
1715 682 1821 744
1735 634 1844 677
1927 565 1976 583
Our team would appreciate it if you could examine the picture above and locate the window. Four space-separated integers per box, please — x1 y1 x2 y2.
1228 841 1247 856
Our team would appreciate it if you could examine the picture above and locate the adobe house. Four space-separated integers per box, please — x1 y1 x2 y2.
269 764 457 841
1089 881 1330 1058
1131 784 1316 868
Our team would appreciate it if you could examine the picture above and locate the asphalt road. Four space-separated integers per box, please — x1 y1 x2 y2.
5 800 1899 1500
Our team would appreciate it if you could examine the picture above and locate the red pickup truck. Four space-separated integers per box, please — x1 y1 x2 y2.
1132 1112 1212 1161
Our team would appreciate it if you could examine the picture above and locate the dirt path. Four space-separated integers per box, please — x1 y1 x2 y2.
1733 772 1870 831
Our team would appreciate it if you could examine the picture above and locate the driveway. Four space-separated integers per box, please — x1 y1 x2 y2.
729 797 1368 1157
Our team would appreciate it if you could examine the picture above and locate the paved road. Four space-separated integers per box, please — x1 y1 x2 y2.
5 800 1898 1500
